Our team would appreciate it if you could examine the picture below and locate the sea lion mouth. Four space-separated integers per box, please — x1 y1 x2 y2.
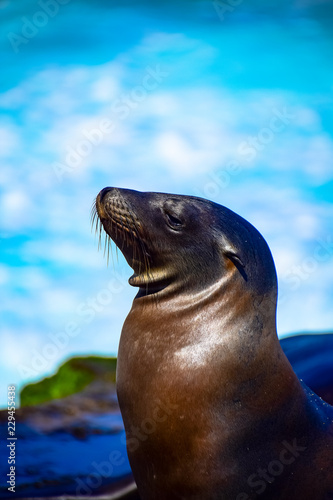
92 188 161 292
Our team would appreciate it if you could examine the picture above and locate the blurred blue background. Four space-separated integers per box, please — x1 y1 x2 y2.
1 0 333 408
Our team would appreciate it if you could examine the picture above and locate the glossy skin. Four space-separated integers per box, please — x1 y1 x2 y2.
95 187 333 500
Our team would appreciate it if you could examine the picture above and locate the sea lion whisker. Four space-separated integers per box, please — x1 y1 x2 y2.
108 234 115 269
90 199 97 216
98 218 103 251
91 206 99 237
120 196 151 280
115 192 145 272
91 212 96 230
114 200 120 243
103 232 108 264
90 201 99 233
123 208 140 263
90 199 102 251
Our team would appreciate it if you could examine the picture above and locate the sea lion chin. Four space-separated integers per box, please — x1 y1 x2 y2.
94 187 333 500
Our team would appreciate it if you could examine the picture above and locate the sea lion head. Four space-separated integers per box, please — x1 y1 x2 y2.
94 187 277 304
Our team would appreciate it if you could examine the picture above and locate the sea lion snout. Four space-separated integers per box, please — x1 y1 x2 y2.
98 186 113 203
96 186 124 218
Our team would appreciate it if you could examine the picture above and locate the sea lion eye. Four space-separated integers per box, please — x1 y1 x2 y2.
165 212 183 230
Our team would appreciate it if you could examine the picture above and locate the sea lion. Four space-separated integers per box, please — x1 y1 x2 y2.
94 187 333 500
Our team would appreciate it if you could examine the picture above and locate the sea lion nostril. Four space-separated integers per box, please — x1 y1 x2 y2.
99 187 113 203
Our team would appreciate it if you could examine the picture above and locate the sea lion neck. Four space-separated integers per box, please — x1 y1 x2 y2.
129 263 278 356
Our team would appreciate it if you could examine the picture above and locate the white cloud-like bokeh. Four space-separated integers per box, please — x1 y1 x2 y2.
1 7 333 406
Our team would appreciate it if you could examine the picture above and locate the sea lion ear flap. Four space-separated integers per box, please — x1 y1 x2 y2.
223 246 245 269
218 235 245 269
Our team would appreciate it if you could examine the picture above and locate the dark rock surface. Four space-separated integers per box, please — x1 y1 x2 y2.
280 333 333 405
0 333 332 499
0 380 136 499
